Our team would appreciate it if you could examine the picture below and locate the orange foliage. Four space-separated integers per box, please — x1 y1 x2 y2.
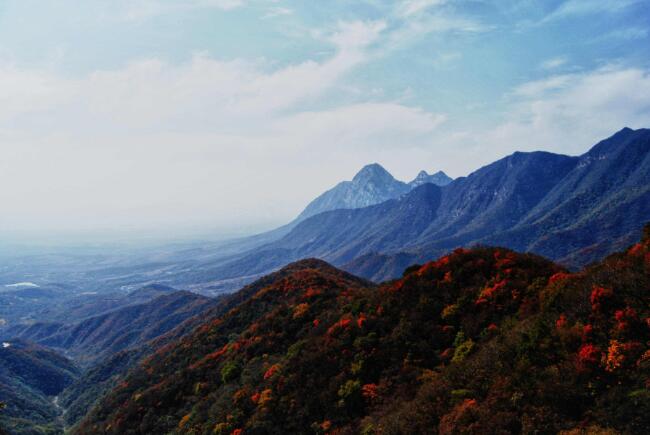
178 413 191 429
476 279 507 304
605 340 626 372
304 287 322 298
293 303 309 319
258 389 272 407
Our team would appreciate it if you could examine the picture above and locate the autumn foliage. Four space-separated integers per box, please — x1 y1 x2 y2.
76 225 650 434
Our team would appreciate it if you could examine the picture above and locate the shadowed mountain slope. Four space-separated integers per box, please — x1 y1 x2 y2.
4 291 217 367
0 340 79 434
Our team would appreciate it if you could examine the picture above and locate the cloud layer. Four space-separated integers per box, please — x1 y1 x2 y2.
0 0 648 238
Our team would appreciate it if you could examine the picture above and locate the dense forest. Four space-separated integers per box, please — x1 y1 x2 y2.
72 224 650 434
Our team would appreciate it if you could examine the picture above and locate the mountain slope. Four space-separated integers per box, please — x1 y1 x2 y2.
77 225 650 434
0 340 79 434
4 291 216 366
485 127 650 264
56 259 362 430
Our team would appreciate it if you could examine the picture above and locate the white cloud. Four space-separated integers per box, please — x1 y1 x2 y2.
0 20 447 234
540 56 568 70
326 20 387 50
447 66 650 172
542 0 640 22
512 73 576 97
398 0 447 17
123 0 245 20
262 7 292 19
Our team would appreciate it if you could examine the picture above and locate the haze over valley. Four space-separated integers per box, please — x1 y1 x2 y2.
1 1 650 434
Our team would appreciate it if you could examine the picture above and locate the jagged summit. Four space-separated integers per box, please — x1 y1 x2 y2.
296 164 453 221
409 169 452 187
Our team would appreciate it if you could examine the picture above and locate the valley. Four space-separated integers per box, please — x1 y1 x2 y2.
1 128 649 434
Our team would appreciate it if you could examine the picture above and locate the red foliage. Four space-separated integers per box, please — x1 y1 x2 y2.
440 348 453 360
313 318 320 327
361 383 379 401
548 272 570 285
487 323 498 333
628 243 644 256
614 307 638 333
231 429 243 435
590 286 613 312
263 364 280 380
327 318 353 335
582 324 594 341
494 250 516 269
556 314 568 329
577 344 601 371
356 313 367 328
250 391 260 404
439 398 478 435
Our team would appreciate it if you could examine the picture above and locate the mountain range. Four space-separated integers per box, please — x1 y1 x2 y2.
1 127 650 434
75 224 650 434
165 127 650 285
3 289 216 367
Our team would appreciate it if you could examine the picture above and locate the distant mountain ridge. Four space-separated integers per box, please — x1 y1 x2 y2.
296 163 452 221
195 127 650 283
3 290 216 366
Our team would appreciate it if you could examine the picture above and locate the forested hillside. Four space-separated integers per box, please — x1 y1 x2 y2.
76 225 650 434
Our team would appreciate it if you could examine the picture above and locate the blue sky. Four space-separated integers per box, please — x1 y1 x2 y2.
0 0 649 237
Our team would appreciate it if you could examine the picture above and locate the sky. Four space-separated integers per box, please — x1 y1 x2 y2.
0 0 649 240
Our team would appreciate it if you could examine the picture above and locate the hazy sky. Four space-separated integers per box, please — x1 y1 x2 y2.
1 0 649 239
